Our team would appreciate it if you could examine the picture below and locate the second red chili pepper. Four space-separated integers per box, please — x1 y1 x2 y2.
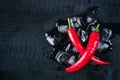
66 25 100 72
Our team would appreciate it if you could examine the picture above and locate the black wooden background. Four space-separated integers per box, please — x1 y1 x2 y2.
0 0 120 80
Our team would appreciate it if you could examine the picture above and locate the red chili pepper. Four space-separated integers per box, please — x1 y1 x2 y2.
67 18 110 66
66 23 101 72
66 28 100 72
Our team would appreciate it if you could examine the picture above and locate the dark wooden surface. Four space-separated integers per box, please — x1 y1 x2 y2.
0 0 120 80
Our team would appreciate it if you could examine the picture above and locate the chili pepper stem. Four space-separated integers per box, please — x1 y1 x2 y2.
67 18 71 29
94 24 100 32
